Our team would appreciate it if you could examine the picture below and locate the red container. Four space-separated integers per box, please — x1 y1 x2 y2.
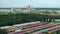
31 24 37 27
8 32 15 34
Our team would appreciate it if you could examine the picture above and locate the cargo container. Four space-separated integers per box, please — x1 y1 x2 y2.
0 26 12 30
14 30 25 34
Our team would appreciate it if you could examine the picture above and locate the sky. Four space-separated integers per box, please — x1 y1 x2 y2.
0 0 60 8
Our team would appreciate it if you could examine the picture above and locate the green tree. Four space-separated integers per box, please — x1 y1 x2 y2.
0 29 7 34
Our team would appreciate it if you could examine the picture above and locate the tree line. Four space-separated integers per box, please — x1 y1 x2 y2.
0 13 59 27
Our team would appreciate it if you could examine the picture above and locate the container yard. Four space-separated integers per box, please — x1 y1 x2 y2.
0 21 60 34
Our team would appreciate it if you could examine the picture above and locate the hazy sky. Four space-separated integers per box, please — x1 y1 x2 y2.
0 0 60 8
